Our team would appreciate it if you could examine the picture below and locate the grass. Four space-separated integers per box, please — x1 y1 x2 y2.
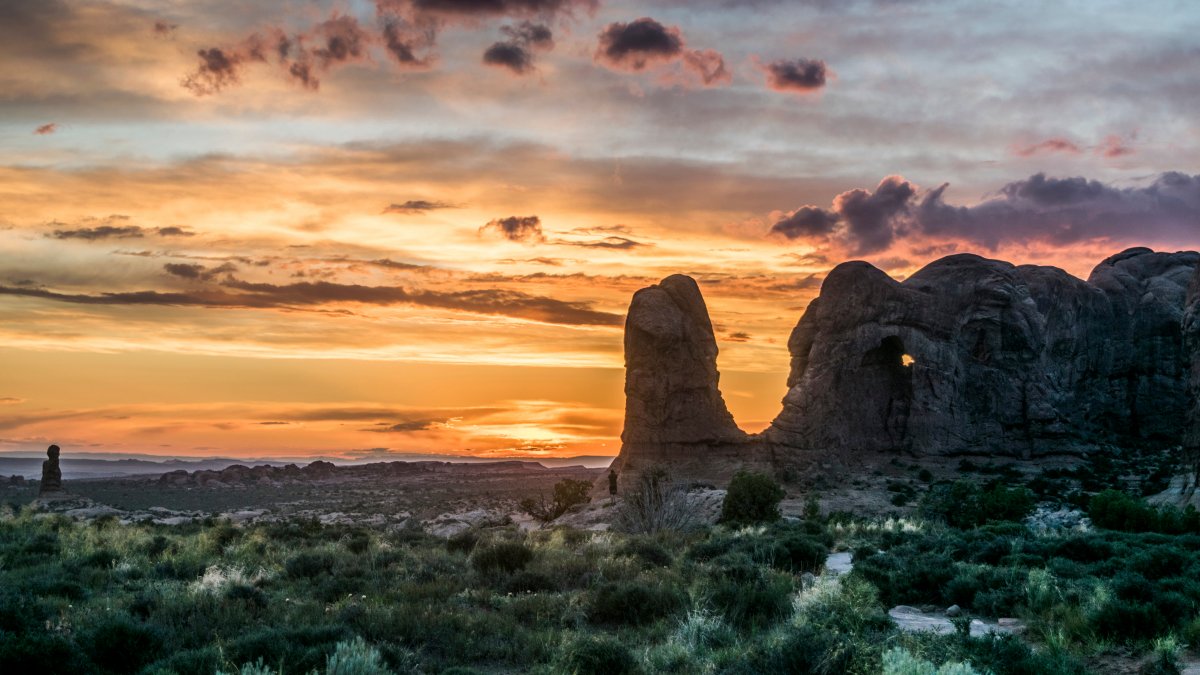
0 492 1196 674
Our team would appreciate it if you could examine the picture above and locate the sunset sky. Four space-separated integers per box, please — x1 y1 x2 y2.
2 0 1198 461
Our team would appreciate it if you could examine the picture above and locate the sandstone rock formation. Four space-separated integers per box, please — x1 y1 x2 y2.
615 275 765 480
39 444 64 495
614 248 1200 477
1186 265 1200 455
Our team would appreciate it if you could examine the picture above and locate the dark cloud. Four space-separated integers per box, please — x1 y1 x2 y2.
484 41 535 73
770 206 839 239
834 176 916 254
51 225 143 240
182 47 248 96
0 277 622 326
595 18 683 71
1014 138 1081 157
726 331 751 342
762 58 828 92
484 22 553 75
562 236 647 249
155 226 196 237
33 123 56 135
381 19 433 68
163 263 204 279
153 20 177 36
184 14 374 95
366 418 447 432
163 262 237 281
49 221 197 240
383 199 453 214
774 171 1200 253
407 0 595 17
770 176 916 254
917 171 1200 247
481 215 544 242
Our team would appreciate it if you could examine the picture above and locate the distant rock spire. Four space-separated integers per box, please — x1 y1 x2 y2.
39 444 64 495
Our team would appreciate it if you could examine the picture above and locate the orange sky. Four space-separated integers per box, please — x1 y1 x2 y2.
1 0 1198 460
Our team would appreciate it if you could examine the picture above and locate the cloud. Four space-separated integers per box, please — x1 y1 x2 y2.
773 171 1200 253
595 18 683 71
1014 138 1082 157
50 225 143 240
153 20 177 37
383 199 454 214
483 22 553 74
770 206 840 239
681 48 731 86
1 277 622 326
594 17 730 88
761 58 828 92
0 397 24 405
184 14 375 95
561 235 648 249
726 331 751 342
771 176 914 254
405 0 596 18
33 123 56 135
163 262 237 281
365 418 448 432
155 226 196 237
49 221 197 240
1098 134 1135 158
481 215 544 242
182 46 249 96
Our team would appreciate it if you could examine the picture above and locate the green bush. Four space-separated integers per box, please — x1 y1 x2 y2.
324 636 392 675
470 541 534 575
616 536 674 568
587 580 686 626
520 478 593 523
1089 490 1200 534
285 551 337 578
921 481 1034 528
559 634 639 675
704 556 795 629
81 615 165 673
720 471 785 526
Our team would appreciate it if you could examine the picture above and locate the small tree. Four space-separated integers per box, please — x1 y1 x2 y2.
719 470 785 526
520 478 593 524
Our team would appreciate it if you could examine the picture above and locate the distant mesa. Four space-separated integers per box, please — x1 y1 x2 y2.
611 248 1200 484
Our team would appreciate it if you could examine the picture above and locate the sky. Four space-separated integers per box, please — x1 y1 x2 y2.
1 0 1199 461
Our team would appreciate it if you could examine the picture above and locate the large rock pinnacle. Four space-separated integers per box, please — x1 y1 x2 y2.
1185 265 1200 455
615 274 752 478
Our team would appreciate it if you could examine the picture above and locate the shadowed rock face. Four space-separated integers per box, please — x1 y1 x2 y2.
616 275 754 477
615 248 1200 475
1186 266 1200 453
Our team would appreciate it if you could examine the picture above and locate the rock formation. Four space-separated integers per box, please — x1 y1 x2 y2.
39 444 64 495
1184 265 1200 470
614 275 765 481
614 248 1200 478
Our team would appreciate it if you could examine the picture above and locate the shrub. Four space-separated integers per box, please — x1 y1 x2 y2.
0 632 88 675
616 466 696 534
752 623 852 674
324 637 392 675
520 478 593 523
720 471 785 526
587 580 686 626
704 557 795 629
616 537 674 568
882 647 980 675
446 529 479 555
470 541 533 575
285 551 336 579
921 481 1034 528
559 634 638 675
81 615 165 674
